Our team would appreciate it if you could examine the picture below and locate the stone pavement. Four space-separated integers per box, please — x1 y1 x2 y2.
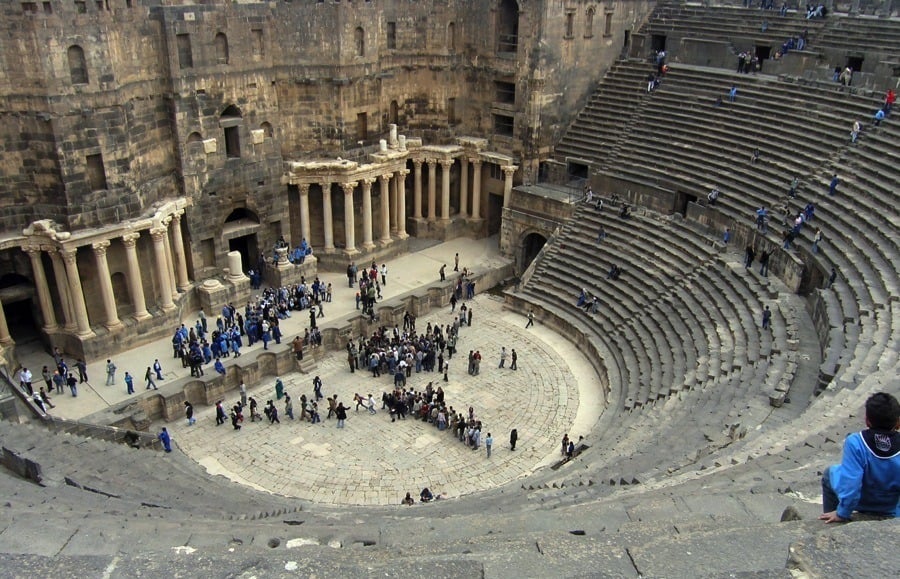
172 295 603 506
16 236 508 421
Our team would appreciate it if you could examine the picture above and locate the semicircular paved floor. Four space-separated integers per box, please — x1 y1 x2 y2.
174 295 601 506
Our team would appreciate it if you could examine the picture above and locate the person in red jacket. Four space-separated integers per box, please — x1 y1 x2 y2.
884 89 896 116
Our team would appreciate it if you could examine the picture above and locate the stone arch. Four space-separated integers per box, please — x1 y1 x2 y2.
520 231 547 272
224 207 259 224
497 0 519 53
354 27 365 57
67 45 88 84
585 7 595 37
214 32 229 65
260 121 273 138
186 131 203 144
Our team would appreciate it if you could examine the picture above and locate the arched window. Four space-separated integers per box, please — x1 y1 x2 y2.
214 33 229 65
220 105 242 158
260 122 273 139
67 45 88 85
497 0 519 53
186 131 203 145
354 27 365 57
585 8 595 38
447 22 456 52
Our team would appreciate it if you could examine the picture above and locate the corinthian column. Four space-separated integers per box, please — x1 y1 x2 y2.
298 184 311 243
502 165 518 208
321 182 334 252
171 212 191 291
361 178 375 249
413 159 423 219
397 169 409 239
24 246 57 332
92 240 122 330
47 249 75 330
60 248 94 337
471 159 483 220
440 159 452 221
459 157 469 218
379 174 392 244
426 160 437 222
122 232 151 321
150 227 175 311
341 182 357 253
0 295 11 346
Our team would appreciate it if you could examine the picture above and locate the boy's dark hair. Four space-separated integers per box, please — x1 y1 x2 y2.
865 392 900 430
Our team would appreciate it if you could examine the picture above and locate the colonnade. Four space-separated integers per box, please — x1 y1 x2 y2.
288 155 517 255
10 211 190 340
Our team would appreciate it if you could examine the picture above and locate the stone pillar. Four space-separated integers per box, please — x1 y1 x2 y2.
321 182 334 252
48 249 76 331
122 232 151 321
91 241 122 330
341 182 357 253
161 219 178 300
150 227 175 311
379 174 392 244
171 212 191 291
227 251 247 282
397 169 409 239
413 159 423 219
426 160 437 222
298 184 311 244
440 159 452 221
24 247 57 332
60 248 93 337
0 296 11 346
361 178 376 249
459 157 469 218
389 176 398 235
502 165 518 208
471 159 483 220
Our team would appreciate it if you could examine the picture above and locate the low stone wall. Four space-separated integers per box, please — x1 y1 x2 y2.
1 446 43 484
87 262 515 429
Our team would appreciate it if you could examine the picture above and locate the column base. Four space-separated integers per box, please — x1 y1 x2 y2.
323 246 337 254
343 247 360 258
379 238 394 248
76 330 96 339
133 311 153 322
177 283 192 292
160 304 177 313
361 242 376 250
396 231 409 240
104 320 124 332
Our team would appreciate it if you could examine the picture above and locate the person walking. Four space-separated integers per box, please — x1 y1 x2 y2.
439 264 446 281
124 372 135 395
145 366 158 390
75 358 88 383
510 349 518 371
336 402 347 428
829 174 839 196
762 305 772 330
106 359 117 385
153 359 164 381
454 252 459 272
510 428 518 451
812 228 822 253
525 310 534 328
498 347 507 369
184 401 196 425
485 432 493 458
66 373 78 397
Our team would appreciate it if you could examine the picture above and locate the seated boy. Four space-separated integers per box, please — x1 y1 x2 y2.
820 392 900 523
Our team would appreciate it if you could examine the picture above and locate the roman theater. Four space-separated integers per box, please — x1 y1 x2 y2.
0 1 897 576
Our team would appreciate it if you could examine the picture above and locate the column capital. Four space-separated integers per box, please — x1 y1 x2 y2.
425 158 437 168
297 183 310 194
122 232 141 247
398 168 410 177
502 165 518 176
412 158 423 169
149 226 168 240
60 247 78 264
439 159 454 169
91 240 111 254
319 181 332 190
340 182 357 194
362 177 376 187
470 157 483 167
172 210 184 222
23 245 43 257
380 173 392 183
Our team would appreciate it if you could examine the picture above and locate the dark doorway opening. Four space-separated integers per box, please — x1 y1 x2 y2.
521 232 548 272
229 234 258 275
0 272 40 345
497 0 519 53
846 56 864 73
756 45 771 61
674 191 697 217
567 160 589 181
487 193 504 236
651 34 666 53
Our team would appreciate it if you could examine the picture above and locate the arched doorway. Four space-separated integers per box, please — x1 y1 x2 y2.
0 272 39 345
521 232 547 272
223 207 260 273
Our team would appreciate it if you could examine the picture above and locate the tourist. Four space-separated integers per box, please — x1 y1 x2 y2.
158 427 172 453
124 372 134 395
185 401 196 426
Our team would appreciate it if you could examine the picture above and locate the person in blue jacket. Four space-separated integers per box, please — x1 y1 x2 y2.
820 392 900 522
